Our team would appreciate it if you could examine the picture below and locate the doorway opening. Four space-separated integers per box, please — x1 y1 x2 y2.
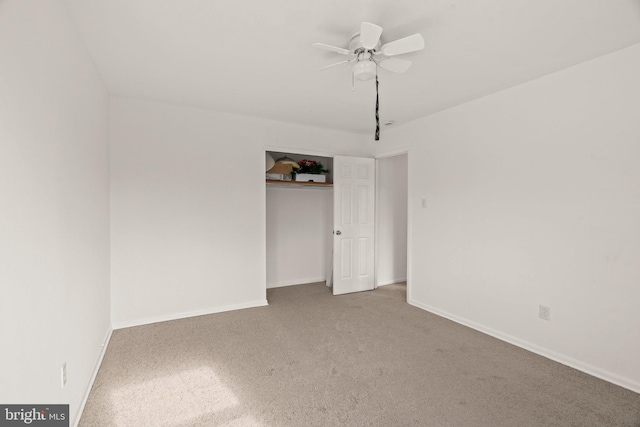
375 152 409 299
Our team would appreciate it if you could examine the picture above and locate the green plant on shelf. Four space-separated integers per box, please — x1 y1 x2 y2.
295 159 329 175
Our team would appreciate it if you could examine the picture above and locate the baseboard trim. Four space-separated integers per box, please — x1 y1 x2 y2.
73 327 113 427
267 278 326 289
376 278 407 287
408 298 640 394
112 300 269 330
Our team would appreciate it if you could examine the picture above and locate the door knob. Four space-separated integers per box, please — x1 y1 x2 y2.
335 230 342 235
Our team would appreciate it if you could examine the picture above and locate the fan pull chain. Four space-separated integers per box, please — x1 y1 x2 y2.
374 74 380 141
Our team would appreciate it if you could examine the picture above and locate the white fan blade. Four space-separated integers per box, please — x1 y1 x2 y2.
381 33 425 56
379 57 412 73
317 59 352 71
312 43 351 55
360 22 383 49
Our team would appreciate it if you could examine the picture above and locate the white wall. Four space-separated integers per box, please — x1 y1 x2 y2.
376 154 408 286
374 43 640 392
109 97 369 328
266 186 332 288
0 1 111 424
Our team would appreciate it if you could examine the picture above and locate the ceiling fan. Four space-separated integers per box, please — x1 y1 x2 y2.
313 22 425 82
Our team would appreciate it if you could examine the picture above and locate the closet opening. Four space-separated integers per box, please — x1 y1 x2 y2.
265 151 334 291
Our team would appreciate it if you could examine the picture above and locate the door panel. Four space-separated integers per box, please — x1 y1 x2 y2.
333 156 375 295
341 238 352 280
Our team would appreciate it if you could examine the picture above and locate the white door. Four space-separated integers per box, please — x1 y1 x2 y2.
333 156 375 295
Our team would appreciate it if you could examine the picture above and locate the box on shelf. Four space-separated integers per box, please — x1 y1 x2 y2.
266 173 292 181
294 173 326 183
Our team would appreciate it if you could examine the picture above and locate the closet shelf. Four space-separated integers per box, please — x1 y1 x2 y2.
266 179 333 189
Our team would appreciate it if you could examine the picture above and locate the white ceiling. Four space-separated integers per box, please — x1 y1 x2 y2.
65 0 640 135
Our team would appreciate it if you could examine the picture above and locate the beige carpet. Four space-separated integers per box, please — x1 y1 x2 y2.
80 283 640 426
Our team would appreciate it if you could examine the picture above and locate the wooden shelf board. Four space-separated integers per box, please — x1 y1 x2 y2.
266 179 333 188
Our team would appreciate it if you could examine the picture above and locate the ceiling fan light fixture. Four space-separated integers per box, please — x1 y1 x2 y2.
352 60 376 81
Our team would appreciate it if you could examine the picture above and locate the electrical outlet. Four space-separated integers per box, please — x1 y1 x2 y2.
539 305 551 321
61 363 67 388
